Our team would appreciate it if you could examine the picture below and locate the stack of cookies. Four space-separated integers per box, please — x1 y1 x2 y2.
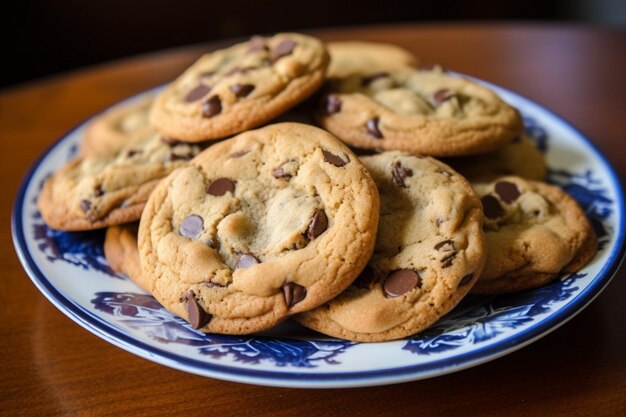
38 33 597 342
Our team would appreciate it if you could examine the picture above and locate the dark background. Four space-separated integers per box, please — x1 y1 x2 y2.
5 0 626 89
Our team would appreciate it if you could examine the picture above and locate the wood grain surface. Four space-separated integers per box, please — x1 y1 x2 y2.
1 24 625 417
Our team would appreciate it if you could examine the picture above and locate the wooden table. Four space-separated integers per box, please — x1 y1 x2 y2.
2 24 625 416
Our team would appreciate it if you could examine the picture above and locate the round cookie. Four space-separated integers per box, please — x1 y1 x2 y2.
317 67 523 157
472 176 597 295
326 41 419 78
104 223 149 292
82 96 154 157
295 151 486 342
38 131 203 231
138 122 380 334
443 135 547 182
150 33 330 142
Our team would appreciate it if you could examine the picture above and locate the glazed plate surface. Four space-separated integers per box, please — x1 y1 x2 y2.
13 80 625 388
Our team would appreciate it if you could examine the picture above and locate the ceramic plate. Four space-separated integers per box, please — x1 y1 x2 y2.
12 80 625 388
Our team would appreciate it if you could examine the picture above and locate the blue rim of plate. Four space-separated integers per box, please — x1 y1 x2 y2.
11 81 626 388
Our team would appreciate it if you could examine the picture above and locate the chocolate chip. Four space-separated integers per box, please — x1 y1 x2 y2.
434 240 455 251
494 181 521 204
185 84 212 102
283 282 307 308
183 291 211 329
433 89 455 105
230 149 250 158
180 215 204 239
80 199 91 213
307 209 328 240
270 39 297 62
383 269 421 298
362 72 389 86
366 117 383 139
392 161 413 188
323 95 342 115
322 150 348 167
354 266 377 289
272 162 292 180
441 252 457 268
202 95 222 118
458 273 473 287
230 84 255 98
271 170 289 179
94 184 104 197
126 149 141 158
207 178 235 196
248 35 268 52
481 195 504 219
235 253 260 269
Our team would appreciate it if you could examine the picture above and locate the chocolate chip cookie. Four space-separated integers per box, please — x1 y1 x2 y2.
317 67 523 157
295 151 486 342
138 122 380 334
82 96 154 156
150 33 330 142
104 223 148 291
444 134 547 182
38 131 202 231
472 176 597 295
326 41 419 78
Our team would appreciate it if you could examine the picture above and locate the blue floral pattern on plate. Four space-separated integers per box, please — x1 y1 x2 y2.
91 292 354 367
403 272 586 354
14 82 624 387
26 112 615 365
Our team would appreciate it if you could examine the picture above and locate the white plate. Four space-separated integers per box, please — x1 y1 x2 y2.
12 80 625 388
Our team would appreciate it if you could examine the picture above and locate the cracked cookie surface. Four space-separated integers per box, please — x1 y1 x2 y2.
472 176 597 295
326 41 418 78
138 122 379 334
150 33 330 142
38 131 202 231
82 96 155 157
317 67 523 156
295 151 486 342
